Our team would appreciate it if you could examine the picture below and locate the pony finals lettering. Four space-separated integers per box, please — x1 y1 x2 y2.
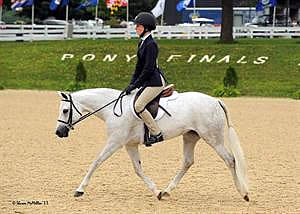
61 54 269 65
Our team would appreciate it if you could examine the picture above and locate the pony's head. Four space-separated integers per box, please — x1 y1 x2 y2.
55 91 83 138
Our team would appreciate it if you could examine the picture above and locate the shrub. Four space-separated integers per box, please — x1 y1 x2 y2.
2 10 30 24
64 61 88 92
291 90 300 100
0 83 5 90
104 17 123 28
213 86 241 97
76 61 87 82
213 66 240 97
223 66 238 88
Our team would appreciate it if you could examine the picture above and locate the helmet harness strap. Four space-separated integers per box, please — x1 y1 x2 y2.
140 27 150 38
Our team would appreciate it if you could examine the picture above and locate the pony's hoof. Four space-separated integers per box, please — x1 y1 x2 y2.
243 194 249 202
157 192 162 200
157 191 170 200
74 191 84 197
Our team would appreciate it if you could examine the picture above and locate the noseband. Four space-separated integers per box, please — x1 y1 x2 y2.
57 94 82 130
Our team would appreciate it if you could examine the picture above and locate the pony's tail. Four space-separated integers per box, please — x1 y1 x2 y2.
218 100 249 199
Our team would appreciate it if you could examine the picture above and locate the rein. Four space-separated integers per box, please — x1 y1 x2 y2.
58 91 126 129
112 90 126 117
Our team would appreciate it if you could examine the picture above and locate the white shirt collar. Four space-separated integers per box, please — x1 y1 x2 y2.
141 32 152 41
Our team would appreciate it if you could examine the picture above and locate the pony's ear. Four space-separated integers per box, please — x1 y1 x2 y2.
57 91 69 100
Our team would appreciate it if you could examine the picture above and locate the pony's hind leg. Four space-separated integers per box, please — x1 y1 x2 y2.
205 133 245 200
125 144 162 199
160 131 200 199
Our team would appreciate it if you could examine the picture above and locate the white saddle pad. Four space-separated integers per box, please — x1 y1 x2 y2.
130 91 179 121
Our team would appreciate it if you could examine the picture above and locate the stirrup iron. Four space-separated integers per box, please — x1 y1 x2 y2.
144 132 164 147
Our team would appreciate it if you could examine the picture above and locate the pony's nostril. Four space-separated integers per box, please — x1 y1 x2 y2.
56 130 61 136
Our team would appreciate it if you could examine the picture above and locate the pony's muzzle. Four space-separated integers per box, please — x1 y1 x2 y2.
56 125 70 138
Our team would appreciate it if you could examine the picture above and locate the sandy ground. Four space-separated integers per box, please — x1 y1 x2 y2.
0 90 299 214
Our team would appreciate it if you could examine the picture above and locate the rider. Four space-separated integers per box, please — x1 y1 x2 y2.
125 12 167 146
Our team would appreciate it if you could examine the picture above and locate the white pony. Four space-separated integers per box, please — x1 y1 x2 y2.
55 88 249 201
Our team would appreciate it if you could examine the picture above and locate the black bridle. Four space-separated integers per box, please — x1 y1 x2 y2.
57 94 82 130
57 91 126 130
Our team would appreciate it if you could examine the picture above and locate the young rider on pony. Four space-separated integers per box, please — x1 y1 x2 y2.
125 12 167 146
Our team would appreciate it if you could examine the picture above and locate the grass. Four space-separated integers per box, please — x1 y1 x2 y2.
0 38 300 97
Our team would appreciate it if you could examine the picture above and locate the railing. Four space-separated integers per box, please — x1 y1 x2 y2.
1 24 300 41
0 24 66 41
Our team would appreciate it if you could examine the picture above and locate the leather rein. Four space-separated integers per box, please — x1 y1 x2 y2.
57 91 126 130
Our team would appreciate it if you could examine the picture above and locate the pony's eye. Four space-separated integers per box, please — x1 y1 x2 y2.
63 109 68 114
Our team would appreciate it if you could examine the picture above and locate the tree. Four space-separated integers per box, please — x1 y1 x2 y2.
220 0 233 43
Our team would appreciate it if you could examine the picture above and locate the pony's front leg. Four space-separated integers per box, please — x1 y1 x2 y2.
74 141 123 197
125 144 161 199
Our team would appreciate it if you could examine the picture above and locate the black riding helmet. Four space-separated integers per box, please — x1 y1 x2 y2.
134 12 156 37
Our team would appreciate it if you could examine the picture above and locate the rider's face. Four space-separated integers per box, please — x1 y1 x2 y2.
135 24 144 36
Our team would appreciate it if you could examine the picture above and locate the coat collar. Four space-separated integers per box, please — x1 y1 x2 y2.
139 33 152 48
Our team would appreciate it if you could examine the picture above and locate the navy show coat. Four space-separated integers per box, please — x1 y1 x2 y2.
130 35 165 89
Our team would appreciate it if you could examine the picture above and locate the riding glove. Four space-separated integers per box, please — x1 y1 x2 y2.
125 84 135 95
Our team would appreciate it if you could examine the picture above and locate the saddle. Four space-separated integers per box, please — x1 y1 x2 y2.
132 84 176 145
133 84 175 119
